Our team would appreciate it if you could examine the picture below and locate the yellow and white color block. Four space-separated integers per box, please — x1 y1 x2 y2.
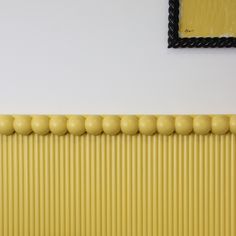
0 115 236 236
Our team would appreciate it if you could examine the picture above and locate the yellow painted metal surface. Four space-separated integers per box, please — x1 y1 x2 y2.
0 132 236 236
179 0 236 37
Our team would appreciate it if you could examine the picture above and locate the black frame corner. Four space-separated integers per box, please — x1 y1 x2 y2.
168 0 236 48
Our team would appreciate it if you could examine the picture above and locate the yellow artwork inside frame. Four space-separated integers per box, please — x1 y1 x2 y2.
179 0 236 37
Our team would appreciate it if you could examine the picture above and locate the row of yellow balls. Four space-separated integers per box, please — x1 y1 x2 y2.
0 115 235 136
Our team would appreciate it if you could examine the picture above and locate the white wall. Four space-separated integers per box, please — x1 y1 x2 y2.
0 0 235 114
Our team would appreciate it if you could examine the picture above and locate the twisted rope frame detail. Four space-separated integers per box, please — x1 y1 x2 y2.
168 0 236 48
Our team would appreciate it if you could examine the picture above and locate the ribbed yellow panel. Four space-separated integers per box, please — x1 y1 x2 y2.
179 0 236 37
0 133 236 236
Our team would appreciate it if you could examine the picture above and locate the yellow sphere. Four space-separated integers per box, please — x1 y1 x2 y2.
121 116 139 135
230 116 236 134
175 116 193 135
14 115 32 135
103 116 121 135
85 116 103 135
31 116 50 135
139 116 156 135
193 115 211 135
49 116 67 135
212 116 229 135
0 115 14 135
67 116 85 135
157 116 175 135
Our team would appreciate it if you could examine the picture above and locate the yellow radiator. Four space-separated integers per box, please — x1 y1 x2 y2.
0 115 236 236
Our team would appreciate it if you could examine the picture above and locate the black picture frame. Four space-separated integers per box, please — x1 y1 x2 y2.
168 0 236 48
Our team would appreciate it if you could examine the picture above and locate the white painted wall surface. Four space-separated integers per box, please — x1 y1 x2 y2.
0 0 235 114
